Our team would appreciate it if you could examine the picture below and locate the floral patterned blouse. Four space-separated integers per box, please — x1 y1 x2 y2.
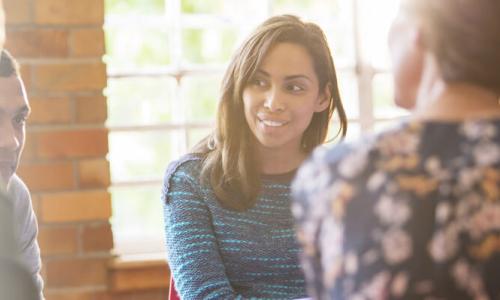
292 118 500 300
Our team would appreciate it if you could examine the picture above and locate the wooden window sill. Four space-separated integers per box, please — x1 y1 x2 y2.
108 255 170 292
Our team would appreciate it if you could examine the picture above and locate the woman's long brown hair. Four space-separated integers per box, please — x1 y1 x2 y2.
192 15 347 211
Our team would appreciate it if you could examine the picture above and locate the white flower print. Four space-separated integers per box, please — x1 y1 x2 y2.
382 228 412 265
296 160 332 195
473 142 500 166
435 202 452 224
462 121 497 140
375 196 411 226
338 149 369 178
377 128 420 156
367 172 386 192
344 252 359 275
428 225 460 262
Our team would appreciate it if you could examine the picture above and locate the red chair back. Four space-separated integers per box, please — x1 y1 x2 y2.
168 277 181 300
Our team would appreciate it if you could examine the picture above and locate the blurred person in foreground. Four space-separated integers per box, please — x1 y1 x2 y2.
292 0 500 299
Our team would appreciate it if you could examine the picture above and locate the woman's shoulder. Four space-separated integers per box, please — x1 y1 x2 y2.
162 153 205 202
164 153 203 178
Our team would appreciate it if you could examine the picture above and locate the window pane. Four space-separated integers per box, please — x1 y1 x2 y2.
182 0 224 14
111 184 165 255
187 127 214 149
182 74 223 122
109 130 178 182
372 73 408 119
182 27 238 65
106 77 176 126
105 27 170 71
374 118 406 133
337 71 359 119
358 0 400 69
106 0 165 15
272 0 355 66
326 121 360 144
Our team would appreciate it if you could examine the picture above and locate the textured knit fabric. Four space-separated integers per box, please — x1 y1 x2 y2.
162 154 307 300
7 174 43 299
292 118 500 300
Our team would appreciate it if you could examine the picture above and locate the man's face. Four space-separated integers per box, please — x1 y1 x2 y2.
0 76 29 186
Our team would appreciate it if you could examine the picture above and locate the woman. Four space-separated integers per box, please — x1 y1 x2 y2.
292 0 500 299
162 15 347 299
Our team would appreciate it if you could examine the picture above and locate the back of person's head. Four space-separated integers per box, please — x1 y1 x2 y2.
0 193 39 300
0 49 20 78
403 0 500 94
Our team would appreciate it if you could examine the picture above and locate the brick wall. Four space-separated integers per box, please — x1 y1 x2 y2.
4 0 113 298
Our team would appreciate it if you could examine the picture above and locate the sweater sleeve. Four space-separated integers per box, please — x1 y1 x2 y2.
162 159 245 300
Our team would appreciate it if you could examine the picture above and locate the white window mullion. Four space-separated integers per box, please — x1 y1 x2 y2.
168 0 188 158
352 0 375 133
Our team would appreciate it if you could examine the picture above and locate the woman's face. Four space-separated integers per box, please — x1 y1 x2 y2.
388 6 424 110
242 42 329 155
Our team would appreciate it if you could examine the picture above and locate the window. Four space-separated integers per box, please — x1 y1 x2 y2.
105 0 405 257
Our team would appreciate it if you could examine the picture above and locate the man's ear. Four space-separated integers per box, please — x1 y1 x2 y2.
315 83 331 112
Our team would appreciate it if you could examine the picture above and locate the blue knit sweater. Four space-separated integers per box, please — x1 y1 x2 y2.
162 154 307 300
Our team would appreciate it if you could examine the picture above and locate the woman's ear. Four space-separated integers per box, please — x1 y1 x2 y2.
315 83 332 112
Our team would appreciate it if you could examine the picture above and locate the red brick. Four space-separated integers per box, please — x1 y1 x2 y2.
34 0 104 25
70 28 105 57
28 96 72 125
39 190 111 223
82 222 114 252
17 161 75 191
78 158 110 188
32 63 107 92
36 128 108 159
5 28 69 58
38 225 78 256
76 95 108 124
45 257 109 287
4 0 31 24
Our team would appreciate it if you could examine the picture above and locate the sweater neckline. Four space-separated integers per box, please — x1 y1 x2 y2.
260 169 297 183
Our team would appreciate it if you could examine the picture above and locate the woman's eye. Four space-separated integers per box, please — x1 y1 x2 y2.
252 78 267 87
286 84 304 92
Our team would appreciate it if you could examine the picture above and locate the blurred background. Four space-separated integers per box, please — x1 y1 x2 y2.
4 0 404 299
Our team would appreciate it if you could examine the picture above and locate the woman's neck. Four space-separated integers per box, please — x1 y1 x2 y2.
257 145 307 175
414 83 500 121
413 55 500 121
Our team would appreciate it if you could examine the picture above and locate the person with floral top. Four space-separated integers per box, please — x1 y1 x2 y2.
292 0 500 299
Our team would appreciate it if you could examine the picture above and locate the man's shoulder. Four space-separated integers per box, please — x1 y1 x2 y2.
6 174 31 206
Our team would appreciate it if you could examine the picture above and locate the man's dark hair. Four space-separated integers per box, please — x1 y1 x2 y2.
0 49 20 77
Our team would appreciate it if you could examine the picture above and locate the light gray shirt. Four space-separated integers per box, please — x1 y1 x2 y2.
7 174 44 298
